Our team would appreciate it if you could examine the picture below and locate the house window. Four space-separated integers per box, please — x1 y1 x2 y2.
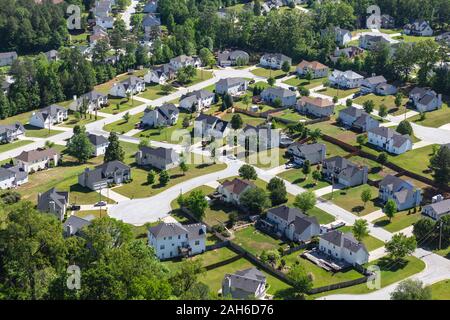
195 240 200 246
168 236 172 240
160 245 165 250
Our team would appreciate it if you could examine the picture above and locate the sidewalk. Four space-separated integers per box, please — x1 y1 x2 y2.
97 187 130 203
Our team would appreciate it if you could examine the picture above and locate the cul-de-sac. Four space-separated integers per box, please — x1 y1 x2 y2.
0 0 449 301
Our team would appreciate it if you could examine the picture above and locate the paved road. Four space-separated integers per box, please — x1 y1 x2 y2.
122 0 140 30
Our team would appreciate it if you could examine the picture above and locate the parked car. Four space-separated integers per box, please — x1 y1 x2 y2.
285 162 295 169
95 201 107 207
227 154 237 160
289 86 296 92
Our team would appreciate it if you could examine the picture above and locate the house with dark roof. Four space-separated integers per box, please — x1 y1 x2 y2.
403 20 433 36
360 75 387 94
44 49 59 62
194 113 230 139
321 27 352 46
142 13 162 39
338 106 380 132
222 268 267 299
329 46 364 63
287 142 326 166
69 90 108 113
144 64 175 85
380 14 395 29
0 51 18 67
319 230 369 266
169 55 201 71
29 104 68 128
37 188 69 221
296 60 329 79
0 164 28 189
63 215 92 237
143 0 158 13
15 148 60 173
148 222 206 259
422 195 450 221
179 90 215 112
218 50 250 67
409 87 443 112
109 76 145 98
296 96 334 117
216 178 255 206
215 78 248 96
265 205 321 242
141 104 179 128
0 122 25 143
359 33 398 50
88 134 109 156
259 53 292 69
78 160 131 190
378 175 422 211
135 146 179 170
261 87 297 107
322 156 368 187
368 127 412 154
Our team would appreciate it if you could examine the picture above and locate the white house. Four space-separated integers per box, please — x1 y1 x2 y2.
69 90 108 113
148 222 206 260
422 195 450 221
296 96 335 117
319 230 369 266
179 90 215 112
222 268 267 300
260 87 297 107
194 114 230 139
403 20 433 36
368 127 412 155
144 64 175 85
360 75 388 94
141 104 179 128
359 33 399 50
215 78 248 96
29 105 68 129
321 27 352 46
109 76 145 98
0 164 28 189
379 175 422 211
88 134 109 156
296 60 329 79
217 50 250 67
259 53 292 69
14 148 60 173
409 87 443 112
0 122 25 143
329 70 364 89
169 55 201 71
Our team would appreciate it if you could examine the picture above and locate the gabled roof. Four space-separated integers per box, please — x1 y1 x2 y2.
261 53 291 63
63 215 91 235
224 267 266 294
37 188 69 213
15 148 59 163
33 104 67 122
299 96 334 108
142 14 161 27
320 230 368 254
379 175 414 192
340 106 363 118
363 75 387 85
216 77 247 88
88 133 108 146
289 142 325 156
139 146 179 164
221 178 255 196
424 199 450 215
156 103 179 120
0 122 25 135
262 86 296 98
297 60 328 71
148 222 205 239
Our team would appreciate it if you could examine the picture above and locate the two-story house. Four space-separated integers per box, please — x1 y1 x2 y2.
169 55 201 71
296 60 329 79
322 156 368 187
88 134 109 157
222 268 267 300
29 105 68 128
409 87 443 112
378 175 422 211
215 78 249 96
422 195 450 221
296 96 335 118
194 114 230 139
0 122 25 143
109 76 145 98
135 146 180 170
216 178 255 206
338 106 380 132
37 188 69 221
78 160 131 190
144 64 175 85
319 230 369 266
260 87 297 107
69 90 108 113
141 104 179 128
179 90 215 112
329 70 364 89
367 127 412 155
259 53 292 69
287 142 326 166
218 50 250 67
403 20 433 36
14 148 60 173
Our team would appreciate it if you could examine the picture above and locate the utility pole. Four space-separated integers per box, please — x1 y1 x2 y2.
439 220 443 250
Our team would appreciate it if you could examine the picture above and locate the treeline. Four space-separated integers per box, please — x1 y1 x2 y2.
0 0 69 54
0 200 212 300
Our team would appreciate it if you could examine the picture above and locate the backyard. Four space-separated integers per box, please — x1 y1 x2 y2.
373 209 422 233
353 93 409 115
409 102 450 128
315 87 360 99
232 225 285 256
251 67 291 79
277 169 331 191
282 77 326 90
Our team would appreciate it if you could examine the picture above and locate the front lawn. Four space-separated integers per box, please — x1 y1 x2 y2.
316 87 360 99
277 169 331 191
104 112 143 134
0 110 33 126
308 206 336 225
134 114 194 143
348 155 398 181
393 35 435 43
251 67 290 79
221 112 266 127
24 124 63 138
60 113 103 128
0 140 33 153
317 137 351 158
138 84 170 100
282 77 326 89
100 98 144 114
428 280 450 300
353 93 409 115
373 209 422 233
232 225 284 256
322 185 382 216
409 103 450 128
338 226 385 252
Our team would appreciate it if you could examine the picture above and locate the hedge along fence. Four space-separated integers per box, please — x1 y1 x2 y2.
203 252 244 271
307 275 371 295
271 114 330 126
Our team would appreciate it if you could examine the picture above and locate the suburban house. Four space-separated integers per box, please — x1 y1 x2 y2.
92 0 114 29
215 78 248 96
63 215 91 237
403 20 433 36
69 90 108 112
374 83 398 96
296 96 335 117
88 134 109 156
144 64 175 84
321 27 352 46
359 33 399 50
265 205 321 242
169 55 201 71
322 156 368 187
260 87 297 107
89 31 109 46
148 222 206 259
29 104 68 128
78 160 131 191
143 0 158 13
216 178 255 206
44 49 59 62
142 13 161 39
436 32 450 46
222 268 267 300
179 89 215 112
422 195 450 221
329 46 364 63
135 146 180 170
217 50 250 67
194 114 230 139
0 51 18 67
296 60 329 79
329 70 364 89
380 14 395 29
360 75 387 94
287 142 326 166
239 124 280 151
0 122 25 143
109 76 145 98
37 188 69 221
378 175 422 211
338 106 380 132
141 104 179 128
259 53 292 69
367 127 412 155
0 164 28 189
408 87 443 112
14 148 60 173
319 230 369 266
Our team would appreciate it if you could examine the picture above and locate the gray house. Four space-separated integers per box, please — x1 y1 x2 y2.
142 13 161 39
422 195 450 221
296 96 334 117
194 113 230 139
287 142 326 166
260 87 297 107
135 146 179 170
63 215 92 237
260 53 292 69
239 124 280 151
222 268 267 299
218 50 250 67
360 75 387 94
179 89 215 112
70 90 108 112
78 160 131 191
0 122 25 143
338 106 380 132
409 87 443 112
141 104 179 128
37 188 70 221
88 134 109 156
215 78 248 96
378 175 422 211
0 51 18 66
265 205 321 242
322 156 368 187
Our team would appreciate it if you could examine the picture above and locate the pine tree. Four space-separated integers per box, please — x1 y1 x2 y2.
104 132 125 163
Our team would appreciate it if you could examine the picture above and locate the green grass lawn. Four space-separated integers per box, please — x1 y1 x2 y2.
191 247 238 267
316 137 351 157
380 29 402 34
307 120 357 143
0 140 33 153
104 112 142 134
308 206 336 225
73 210 106 220
310 255 425 298
322 185 382 216
348 155 398 181
60 113 103 128
114 161 227 199
242 148 287 170
353 93 409 115
100 98 144 114
221 112 266 127
433 245 450 259
251 67 289 79
282 77 326 90
23 124 63 138
409 103 450 128
278 169 331 191
373 209 422 233
271 108 308 122
387 144 437 180
0 111 33 126
338 226 385 252
232 225 285 256
393 35 435 43
135 116 194 144
427 279 450 300
316 87 359 99
138 84 170 100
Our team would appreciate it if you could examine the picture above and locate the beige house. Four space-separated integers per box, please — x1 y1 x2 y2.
14 148 60 173
216 178 255 206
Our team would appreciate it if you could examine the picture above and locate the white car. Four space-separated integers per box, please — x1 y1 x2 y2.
285 162 295 169
227 154 237 161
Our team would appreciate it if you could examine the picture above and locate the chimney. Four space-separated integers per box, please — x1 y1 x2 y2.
73 95 77 101
66 224 73 236
432 194 444 203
